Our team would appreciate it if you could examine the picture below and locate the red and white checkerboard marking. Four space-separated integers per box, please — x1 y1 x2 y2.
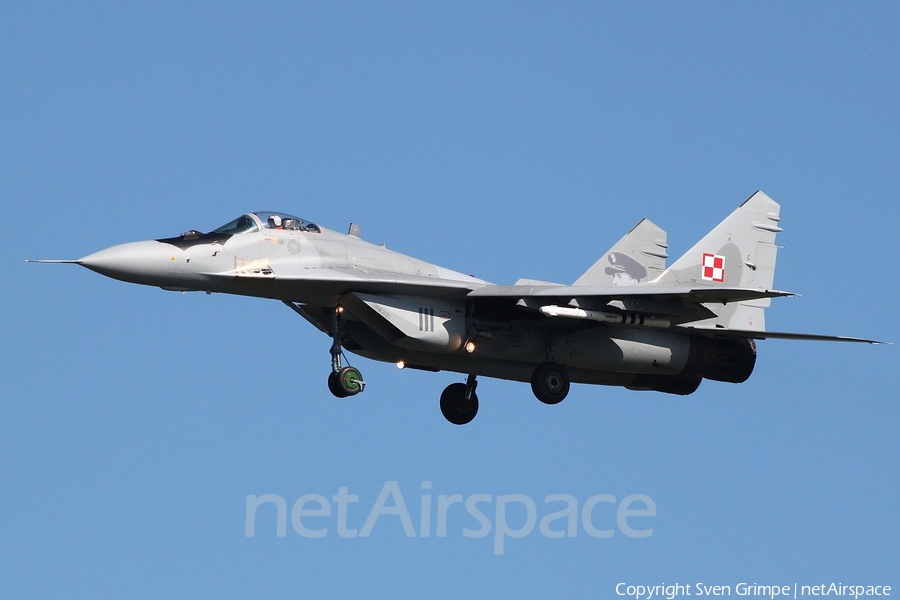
701 253 725 282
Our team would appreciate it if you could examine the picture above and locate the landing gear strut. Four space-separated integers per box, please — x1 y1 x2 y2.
326 307 364 398
531 362 569 404
440 374 479 425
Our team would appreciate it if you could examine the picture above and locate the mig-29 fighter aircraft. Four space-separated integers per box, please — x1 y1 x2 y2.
30 191 885 424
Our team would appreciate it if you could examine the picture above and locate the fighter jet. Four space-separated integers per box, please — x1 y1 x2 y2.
29 191 885 424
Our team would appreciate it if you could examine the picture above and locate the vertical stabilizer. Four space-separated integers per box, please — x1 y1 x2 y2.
573 219 668 286
657 191 782 330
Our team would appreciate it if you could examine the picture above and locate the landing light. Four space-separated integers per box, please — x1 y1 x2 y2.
465 341 476 353
396 361 405 369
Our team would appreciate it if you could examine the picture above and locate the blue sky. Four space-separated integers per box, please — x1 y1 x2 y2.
2 2 898 597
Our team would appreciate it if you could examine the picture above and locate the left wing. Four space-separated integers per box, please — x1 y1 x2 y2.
466 284 888 344
678 326 887 344
466 284 795 304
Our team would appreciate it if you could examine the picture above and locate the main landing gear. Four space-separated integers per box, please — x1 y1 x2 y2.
326 307 365 398
319 304 568 422
438 364 570 425
440 374 479 425
531 362 570 405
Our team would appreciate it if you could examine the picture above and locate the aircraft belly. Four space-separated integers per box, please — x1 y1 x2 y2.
341 312 694 385
553 328 690 375
466 322 690 376
341 341 653 389
469 323 549 361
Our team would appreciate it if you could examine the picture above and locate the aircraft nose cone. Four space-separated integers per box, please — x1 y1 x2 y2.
80 241 178 286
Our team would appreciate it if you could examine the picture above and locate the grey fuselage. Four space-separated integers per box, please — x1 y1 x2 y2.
79 211 718 391
82 214 485 304
45 194 882 424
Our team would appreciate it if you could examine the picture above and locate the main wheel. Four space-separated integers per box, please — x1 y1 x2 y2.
440 382 479 425
531 363 570 405
327 371 349 398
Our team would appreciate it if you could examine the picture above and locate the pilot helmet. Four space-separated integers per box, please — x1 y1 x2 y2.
268 215 282 228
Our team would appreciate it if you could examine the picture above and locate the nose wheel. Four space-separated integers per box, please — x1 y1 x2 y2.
328 366 364 398
326 307 365 398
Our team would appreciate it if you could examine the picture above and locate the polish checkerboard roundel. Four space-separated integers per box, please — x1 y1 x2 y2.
701 253 725 282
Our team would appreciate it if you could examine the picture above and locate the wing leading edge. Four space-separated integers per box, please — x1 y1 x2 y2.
678 326 888 345
467 284 795 304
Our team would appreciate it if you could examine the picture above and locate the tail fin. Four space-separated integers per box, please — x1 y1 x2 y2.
656 191 782 330
573 218 668 286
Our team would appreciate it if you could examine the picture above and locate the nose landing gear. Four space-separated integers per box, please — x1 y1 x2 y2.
327 307 365 398
328 366 364 398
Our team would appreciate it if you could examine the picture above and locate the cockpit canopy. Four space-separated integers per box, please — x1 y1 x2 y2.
211 212 321 235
